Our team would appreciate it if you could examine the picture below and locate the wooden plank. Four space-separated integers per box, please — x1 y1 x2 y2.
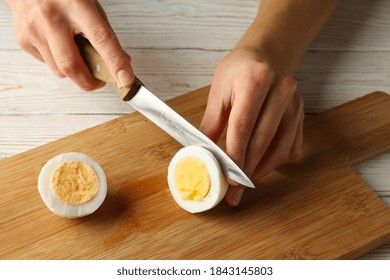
355 153 390 194
0 115 120 158
310 0 390 51
0 88 389 259
297 51 390 113
2 0 390 51
2 50 390 114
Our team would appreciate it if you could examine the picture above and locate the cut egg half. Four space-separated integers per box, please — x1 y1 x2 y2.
38 152 107 218
167 146 228 213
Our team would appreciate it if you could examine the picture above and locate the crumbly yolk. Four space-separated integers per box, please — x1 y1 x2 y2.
174 156 211 200
51 161 99 205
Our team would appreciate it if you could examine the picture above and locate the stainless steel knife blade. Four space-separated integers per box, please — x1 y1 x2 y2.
126 79 255 189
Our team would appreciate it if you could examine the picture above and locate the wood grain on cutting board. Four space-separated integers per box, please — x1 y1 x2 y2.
0 87 390 259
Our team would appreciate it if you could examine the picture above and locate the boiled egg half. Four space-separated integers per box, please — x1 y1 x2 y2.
38 152 107 218
167 145 228 213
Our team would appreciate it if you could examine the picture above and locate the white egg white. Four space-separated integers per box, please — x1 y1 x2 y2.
38 152 107 218
167 145 228 213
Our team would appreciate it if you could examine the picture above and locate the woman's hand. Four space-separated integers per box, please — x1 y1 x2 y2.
199 0 340 206
200 47 304 206
7 0 134 90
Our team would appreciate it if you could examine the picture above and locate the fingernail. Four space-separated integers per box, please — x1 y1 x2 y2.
117 69 133 88
230 187 245 206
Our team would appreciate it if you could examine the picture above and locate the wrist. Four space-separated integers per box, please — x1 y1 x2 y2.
234 0 340 76
234 21 300 76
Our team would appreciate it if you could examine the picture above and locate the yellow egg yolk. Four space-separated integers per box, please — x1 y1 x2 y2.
174 156 211 201
50 161 99 205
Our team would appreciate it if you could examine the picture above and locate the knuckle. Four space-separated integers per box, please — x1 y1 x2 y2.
107 53 122 68
14 33 29 50
91 26 115 45
272 76 298 107
126 53 132 63
255 133 274 150
239 61 274 87
36 2 59 24
14 22 34 50
232 116 255 139
56 57 77 76
54 70 66 78
285 75 298 89
107 52 131 70
256 62 274 80
281 76 298 96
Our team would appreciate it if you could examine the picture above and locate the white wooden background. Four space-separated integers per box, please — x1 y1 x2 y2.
1 0 389 259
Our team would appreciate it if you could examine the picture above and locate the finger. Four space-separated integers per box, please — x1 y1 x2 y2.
39 43 66 78
95 0 110 24
47 26 105 90
225 68 272 177
31 38 66 78
223 68 273 207
244 76 297 177
289 98 305 161
202 88 248 206
75 5 134 88
14 29 63 77
253 112 299 179
225 185 246 206
199 85 230 143
23 44 45 64
251 92 303 181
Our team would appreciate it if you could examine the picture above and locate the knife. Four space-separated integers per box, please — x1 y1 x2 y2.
75 35 255 189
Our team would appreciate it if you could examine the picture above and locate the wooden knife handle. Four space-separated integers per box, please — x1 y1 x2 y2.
75 35 142 101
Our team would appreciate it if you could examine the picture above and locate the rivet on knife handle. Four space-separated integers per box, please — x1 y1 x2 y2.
75 35 142 101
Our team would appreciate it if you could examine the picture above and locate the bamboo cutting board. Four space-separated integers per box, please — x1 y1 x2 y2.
1 87 390 259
